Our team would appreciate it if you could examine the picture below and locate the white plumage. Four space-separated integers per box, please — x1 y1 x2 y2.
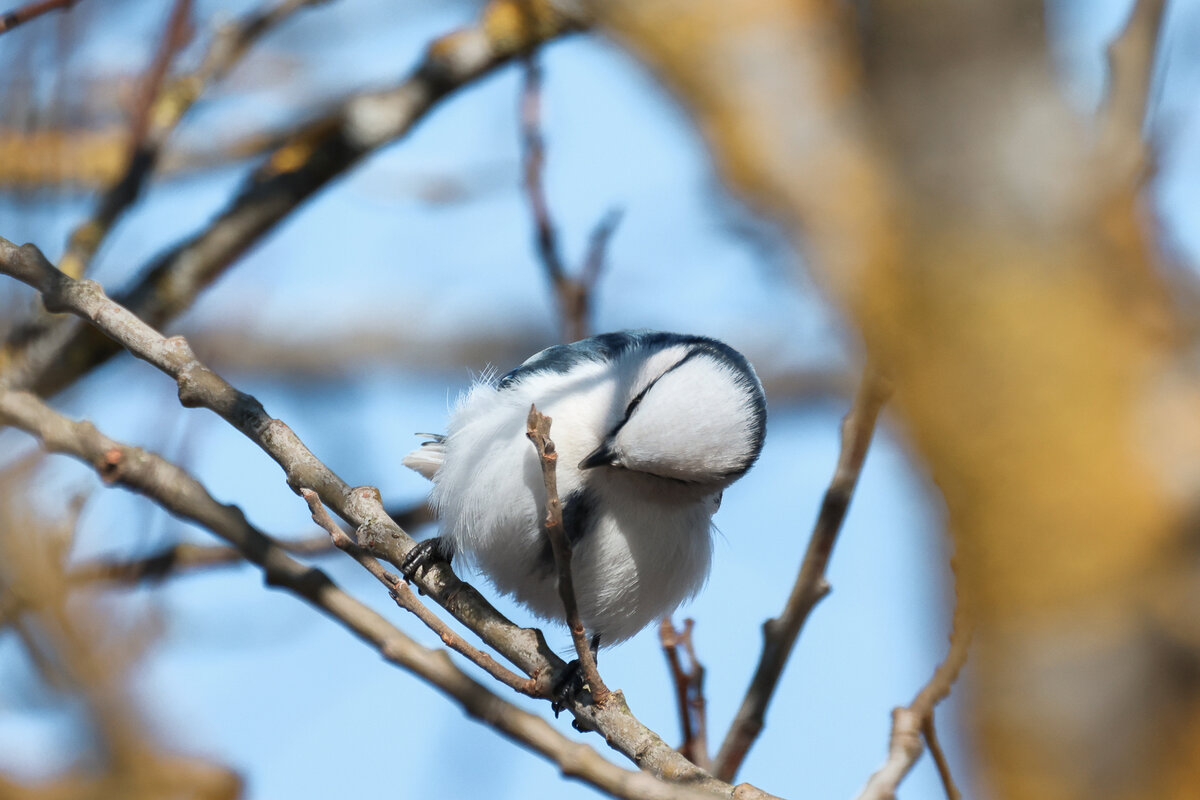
403 331 767 645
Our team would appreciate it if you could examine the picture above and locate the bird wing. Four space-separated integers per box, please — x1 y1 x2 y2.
402 433 446 480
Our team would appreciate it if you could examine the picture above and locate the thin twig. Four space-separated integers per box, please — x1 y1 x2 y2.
713 365 891 781
0 388 725 800
57 0 193 279
0 0 78 34
0 0 583 396
525 403 610 705
581 207 624 288
0 238 764 795
660 617 710 770
520 54 568 287
854 572 972 800
922 715 961 800
300 489 538 696
60 500 426 587
518 46 619 342
128 0 194 158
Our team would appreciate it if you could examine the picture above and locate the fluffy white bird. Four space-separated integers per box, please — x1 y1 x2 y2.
402 330 767 646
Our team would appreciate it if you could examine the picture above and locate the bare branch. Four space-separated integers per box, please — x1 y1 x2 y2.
56 0 193 280
854 584 972 800
0 0 583 396
518 46 619 342
0 0 79 34
54 501 426 591
0 237 771 797
301 489 539 696
921 715 961 800
714 365 891 781
1101 0 1167 160
526 403 610 704
580 207 623 288
660 617 710 770
56 0 330 280
521 53 568 287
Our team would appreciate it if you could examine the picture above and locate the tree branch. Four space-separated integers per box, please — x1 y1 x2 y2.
519 47 619 342
854 579 972 800
56 0 331 281
0 237 771 797
713 365 891 781
300 488 539 696
660 617 710 771
526 403 610 704
0 0 79 34
1101 0 1166 164
0 0 583 396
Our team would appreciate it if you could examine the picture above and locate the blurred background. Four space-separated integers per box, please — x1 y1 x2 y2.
0 1 1197 798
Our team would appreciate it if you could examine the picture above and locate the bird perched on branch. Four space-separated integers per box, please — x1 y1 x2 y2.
402 330 767 646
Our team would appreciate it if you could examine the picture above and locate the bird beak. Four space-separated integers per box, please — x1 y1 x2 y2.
579 442 617 470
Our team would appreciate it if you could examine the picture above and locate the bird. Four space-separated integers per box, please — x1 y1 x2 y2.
401 330 767 647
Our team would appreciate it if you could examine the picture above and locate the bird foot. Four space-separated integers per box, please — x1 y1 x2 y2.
550 634 601 718
551 660 589 718
398 536 454 583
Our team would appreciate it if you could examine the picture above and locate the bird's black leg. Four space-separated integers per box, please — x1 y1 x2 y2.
399 536 455 582
551 634 602 718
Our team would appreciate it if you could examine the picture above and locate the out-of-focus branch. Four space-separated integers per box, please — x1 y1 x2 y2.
855 585 972 800
0 387 731 800
177 323 852 407
1100 0 1166 176
0 0 584 396
56 501 427 589
56 0 331 280
519 48 619 342
526 404 610 705
0 458 242 799
56 0 194 279
713 365 889 781
660 617 710 771
0 238 772 797
0 0 79 34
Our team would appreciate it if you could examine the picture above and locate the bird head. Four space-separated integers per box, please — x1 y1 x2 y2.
579 337 766 489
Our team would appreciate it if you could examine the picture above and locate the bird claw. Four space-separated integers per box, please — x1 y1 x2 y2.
399 536 453 583
550 633 601 718
550 659 588 717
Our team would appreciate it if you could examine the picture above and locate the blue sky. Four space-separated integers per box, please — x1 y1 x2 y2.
1 0 1197 798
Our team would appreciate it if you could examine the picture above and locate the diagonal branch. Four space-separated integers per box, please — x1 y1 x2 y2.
0 237 770 797
854 576 973 800
526 404 610 705
0 387 725 800
0 0 583 396
713 365 891 781
300 488 538 696
1102 0 1167 152
0 0 79 34
56 0 331 281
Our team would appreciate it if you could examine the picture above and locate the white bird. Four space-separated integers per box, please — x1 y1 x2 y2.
402 330 767 646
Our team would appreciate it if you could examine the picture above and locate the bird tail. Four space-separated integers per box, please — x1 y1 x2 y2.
402 433 446 480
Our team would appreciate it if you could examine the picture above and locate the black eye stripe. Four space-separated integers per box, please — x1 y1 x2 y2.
614 348 708 431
